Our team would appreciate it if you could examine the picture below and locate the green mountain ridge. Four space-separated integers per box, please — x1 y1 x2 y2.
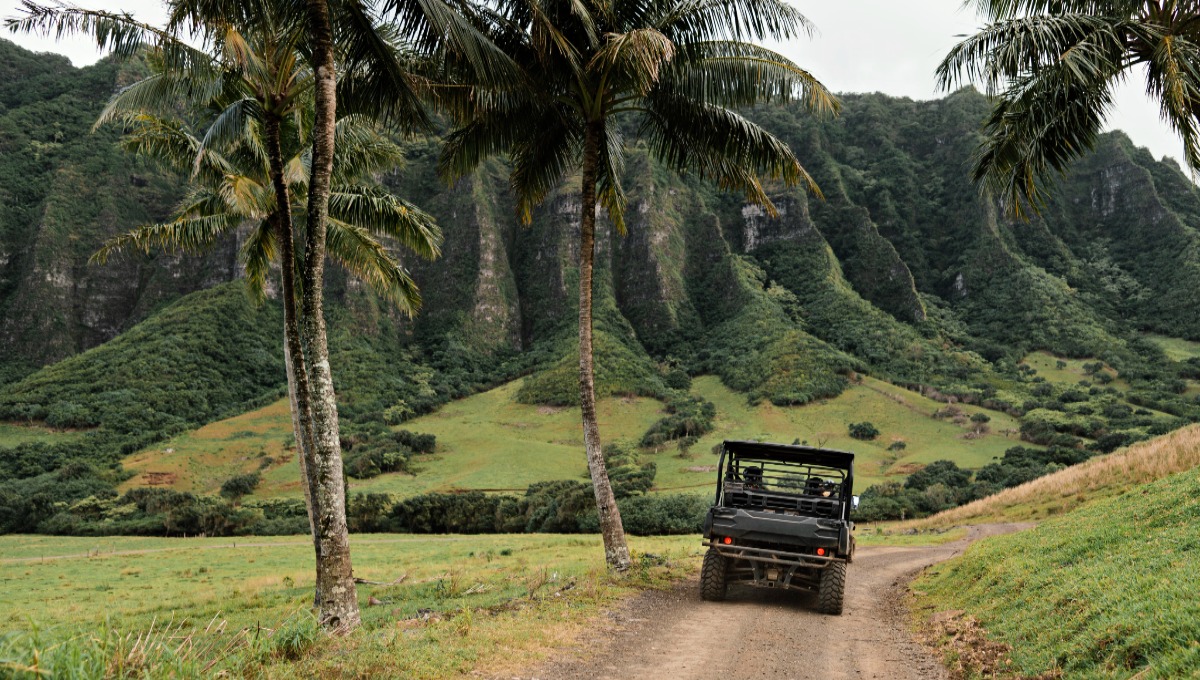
3 39 1200 534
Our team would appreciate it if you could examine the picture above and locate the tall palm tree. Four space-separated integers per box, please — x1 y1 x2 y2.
7 0 446 630
938 0 1200 217
440 0 837 569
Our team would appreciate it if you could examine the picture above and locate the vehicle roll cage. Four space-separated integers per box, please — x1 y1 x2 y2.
714 440 856 522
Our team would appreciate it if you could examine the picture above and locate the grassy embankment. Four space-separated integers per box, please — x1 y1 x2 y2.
908 425 1200 678
122 374 1024 500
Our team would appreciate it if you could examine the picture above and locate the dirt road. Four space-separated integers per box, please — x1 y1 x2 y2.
516 524 1031 680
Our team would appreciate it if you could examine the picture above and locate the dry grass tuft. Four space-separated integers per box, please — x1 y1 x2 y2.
909 424 1200 528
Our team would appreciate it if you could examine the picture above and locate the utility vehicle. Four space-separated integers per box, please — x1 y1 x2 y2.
700 440 858 614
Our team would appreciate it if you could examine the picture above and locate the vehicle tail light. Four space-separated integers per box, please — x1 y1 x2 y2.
722 536 733 545
816 548 826 556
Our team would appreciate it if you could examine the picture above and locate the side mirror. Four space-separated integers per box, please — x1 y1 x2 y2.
850 495 860 511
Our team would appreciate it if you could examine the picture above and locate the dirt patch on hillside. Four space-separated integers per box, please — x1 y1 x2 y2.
141 471 178 486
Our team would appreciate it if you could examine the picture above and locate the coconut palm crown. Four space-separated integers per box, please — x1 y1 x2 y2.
939 0 1200 216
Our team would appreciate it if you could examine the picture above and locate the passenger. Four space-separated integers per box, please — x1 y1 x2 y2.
744 466 763 490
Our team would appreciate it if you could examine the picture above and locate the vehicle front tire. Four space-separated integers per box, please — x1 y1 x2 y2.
700 547 728 601
816 560 847 615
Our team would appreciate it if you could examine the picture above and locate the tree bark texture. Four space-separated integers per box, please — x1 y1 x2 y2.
264 113 324 608
301 0 360 631
578 120 632 571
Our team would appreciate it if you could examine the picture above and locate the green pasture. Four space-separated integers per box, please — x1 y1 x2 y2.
0 422 79 448
123 374 1028 501
1144 334 1200 362
1020 350 1127 390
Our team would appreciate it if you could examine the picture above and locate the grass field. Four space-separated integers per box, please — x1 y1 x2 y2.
122 375 1026 500
0 528 947 678
914 467 1200 678
0 533 698 678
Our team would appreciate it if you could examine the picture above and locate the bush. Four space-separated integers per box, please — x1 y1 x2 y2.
220 473 261 501
848 421 880 440
640 395 716 448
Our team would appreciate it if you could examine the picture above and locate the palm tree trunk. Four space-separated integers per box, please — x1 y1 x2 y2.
579 120 631 571
264 113 324 608
302 0 361 632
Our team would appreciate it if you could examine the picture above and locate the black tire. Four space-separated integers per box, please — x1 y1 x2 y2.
700 547 728 601
816 560 847 615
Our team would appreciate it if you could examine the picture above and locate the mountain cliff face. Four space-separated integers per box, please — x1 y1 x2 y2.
0 42 245 382
3 38 1200 424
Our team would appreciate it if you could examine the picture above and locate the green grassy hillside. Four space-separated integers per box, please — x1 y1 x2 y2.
123 373 1027 500
915 465 1200 678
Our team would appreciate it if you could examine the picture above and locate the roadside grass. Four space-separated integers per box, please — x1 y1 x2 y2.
913 467 1200 678
0 533 699 678
906 424 1200 528
0 422 79 448
121 375 1027 500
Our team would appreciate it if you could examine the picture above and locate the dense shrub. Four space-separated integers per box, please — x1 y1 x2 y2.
220 473 261 501
640 395 717 447
848 421 881 440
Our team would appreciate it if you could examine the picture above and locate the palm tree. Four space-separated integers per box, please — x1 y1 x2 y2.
938 0 1200 217
440 0 837 569
7 0 444 630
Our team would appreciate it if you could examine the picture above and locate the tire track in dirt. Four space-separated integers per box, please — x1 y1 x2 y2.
509 524 1032 680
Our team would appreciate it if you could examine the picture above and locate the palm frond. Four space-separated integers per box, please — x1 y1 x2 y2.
652 0 814 43
589 28 675 97
641 92 813 208
596 118 627 235
1144 31 1200 173
665 40 837 114
325 217 423 315
90 214 239 264
242 216 279 303
328 185 442 260
937 13 1124 93
972 63 1116 216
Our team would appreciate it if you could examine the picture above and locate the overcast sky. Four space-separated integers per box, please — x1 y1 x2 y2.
0 0 1189 169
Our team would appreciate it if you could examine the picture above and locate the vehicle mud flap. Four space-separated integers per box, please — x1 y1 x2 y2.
700 547 729 601
839 525 853 561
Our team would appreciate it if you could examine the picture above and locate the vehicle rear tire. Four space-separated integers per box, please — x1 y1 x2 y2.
816 560 847 615
700 548 728 601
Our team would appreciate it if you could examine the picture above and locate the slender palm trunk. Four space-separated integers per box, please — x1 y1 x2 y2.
578 120 631 570
264 113 324 607
302 0 360 631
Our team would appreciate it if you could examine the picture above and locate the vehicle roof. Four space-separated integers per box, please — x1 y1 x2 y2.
722 440 855 469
